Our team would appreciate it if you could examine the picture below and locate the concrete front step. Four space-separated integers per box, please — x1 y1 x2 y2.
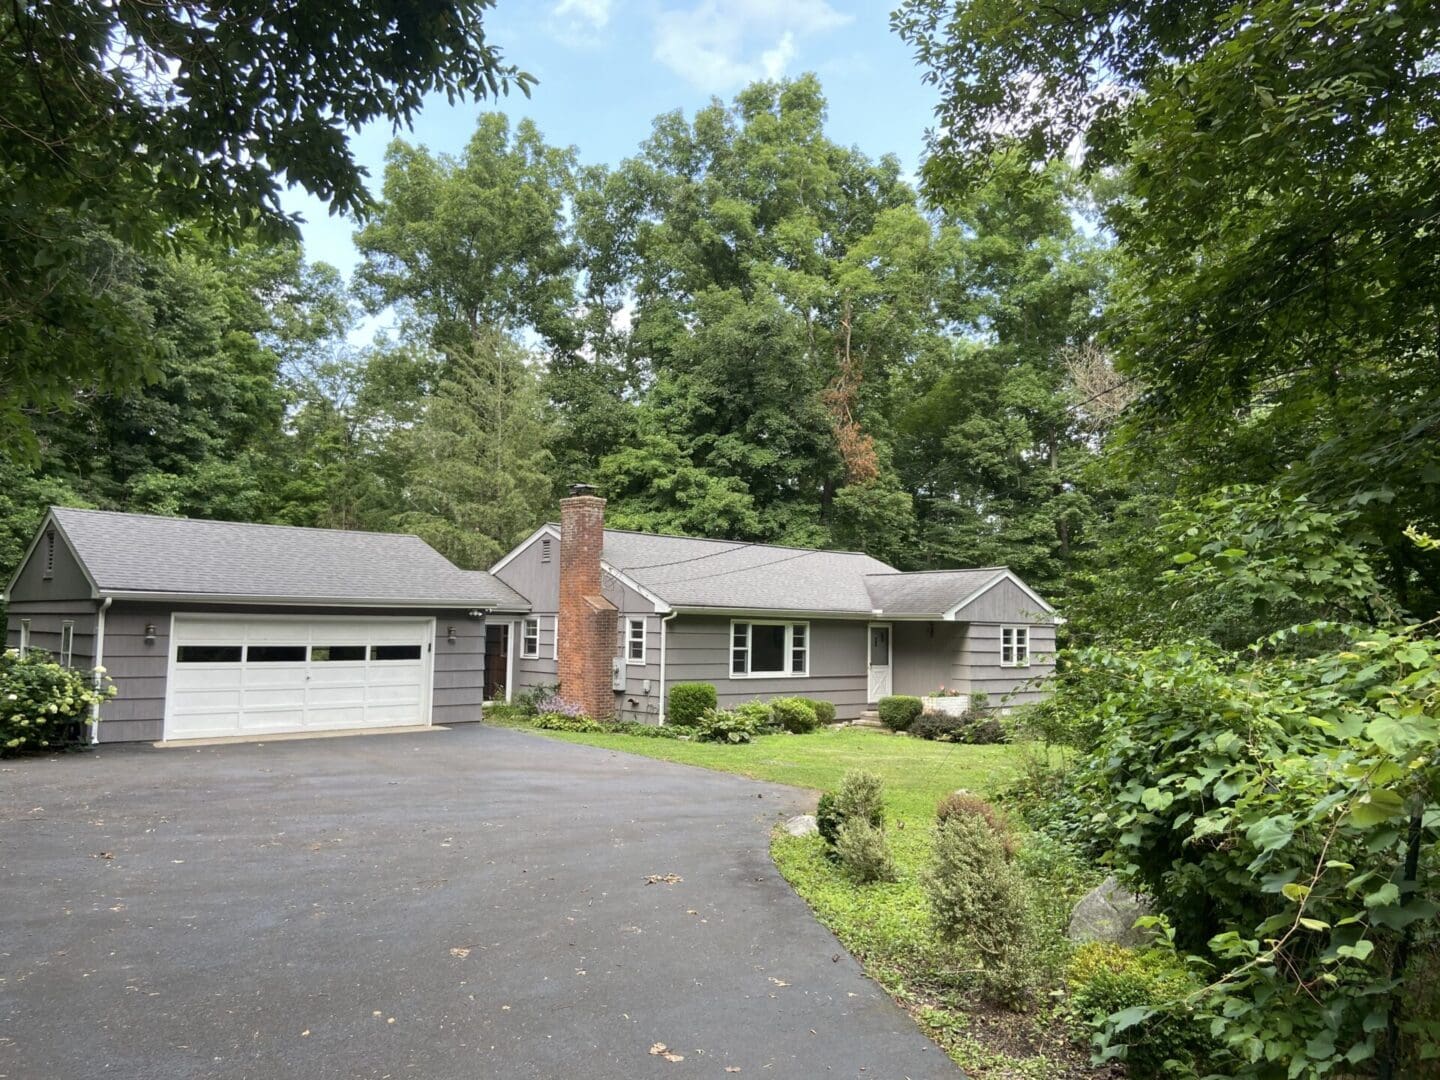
851 711 888 730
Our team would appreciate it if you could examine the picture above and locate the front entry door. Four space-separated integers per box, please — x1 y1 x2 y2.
867 622 892 703
484 623 509 701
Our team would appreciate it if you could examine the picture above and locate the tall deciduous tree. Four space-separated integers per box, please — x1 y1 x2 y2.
1 1 529 456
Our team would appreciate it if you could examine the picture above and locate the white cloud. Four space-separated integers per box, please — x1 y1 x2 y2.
554 0 613 29
653 0 850 91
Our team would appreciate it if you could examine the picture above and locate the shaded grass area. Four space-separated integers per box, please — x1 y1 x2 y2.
493 718 1102 1078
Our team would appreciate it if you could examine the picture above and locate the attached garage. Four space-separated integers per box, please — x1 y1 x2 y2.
3 508 531 743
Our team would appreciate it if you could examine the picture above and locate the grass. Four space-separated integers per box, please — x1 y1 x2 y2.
495 715 1104 1079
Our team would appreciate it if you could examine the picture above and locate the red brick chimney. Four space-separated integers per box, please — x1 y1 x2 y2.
557 484 616 720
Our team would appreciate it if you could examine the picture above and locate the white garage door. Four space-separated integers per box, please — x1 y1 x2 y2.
166 615 434 740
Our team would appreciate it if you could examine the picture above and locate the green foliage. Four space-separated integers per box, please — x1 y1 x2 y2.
769 696 820 734
667 683 718 727
935 792 1014 858
815 792 843 848
1055 624 1440 1074
532 712 601 733
1065 943 1215 1078
1 2 529 457
834 817 898 884
834 770 887 832
806 699 837 726
693 707 766 744
925 811 1039 1006
513 683 561 718
912 703 1007 744
601 720 685 739
1 651 112 755
877 695 923 731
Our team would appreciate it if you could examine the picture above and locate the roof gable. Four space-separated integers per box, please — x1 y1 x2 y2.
36 508 529 609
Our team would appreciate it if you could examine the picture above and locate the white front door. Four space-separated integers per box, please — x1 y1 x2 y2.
166 615 434 739
867 622 892 703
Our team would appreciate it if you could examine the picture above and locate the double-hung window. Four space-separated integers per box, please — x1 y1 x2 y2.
1001 626 1030 667
521 618 540 659
625 618 646 665
730 621 808 677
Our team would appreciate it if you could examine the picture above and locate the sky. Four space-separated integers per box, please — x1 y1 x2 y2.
279 0 940 278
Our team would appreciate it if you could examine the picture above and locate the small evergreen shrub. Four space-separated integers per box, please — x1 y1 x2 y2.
1067 942 1215 1078
913 704 1007 743
694 707 765 743
769 696 819 733
925 811 1039 1006
877 695 923 731
807 699 837 725
935 792 1015 858
532 712 601 732
1 651 111 755
668 682 717 726
816 792 843 847
835 817 897 883
911 709 964 741
833 769 886 830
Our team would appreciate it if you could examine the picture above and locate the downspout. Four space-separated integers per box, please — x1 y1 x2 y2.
658 611 678 724
91 596 112 745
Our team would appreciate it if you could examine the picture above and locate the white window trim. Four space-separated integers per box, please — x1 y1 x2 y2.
1001 625 1030 668
18 618 31 657
521 617 540 659
729 619 809 678
551 615 558 660
60 620 75 667
625 617 647 666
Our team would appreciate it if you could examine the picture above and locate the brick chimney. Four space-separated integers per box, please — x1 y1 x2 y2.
557 484 616 720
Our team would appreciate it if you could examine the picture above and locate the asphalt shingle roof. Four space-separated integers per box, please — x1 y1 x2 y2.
863 569 1008 617
600 530 898 614
48 507 530 609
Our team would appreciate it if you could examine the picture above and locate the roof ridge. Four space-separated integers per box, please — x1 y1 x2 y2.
549 521 884 559
52 505 425 543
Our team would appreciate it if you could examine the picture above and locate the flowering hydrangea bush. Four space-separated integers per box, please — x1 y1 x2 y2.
1 649 114 755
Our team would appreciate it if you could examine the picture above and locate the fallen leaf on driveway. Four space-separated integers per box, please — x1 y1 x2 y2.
725 1068 742 1073
649 1042 685 1062
768 977 789 987
449 947 471 959
93 852 114 860
644 873 683 885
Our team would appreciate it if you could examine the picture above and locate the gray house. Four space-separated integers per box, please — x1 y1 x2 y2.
2 508 528 742
489 488 1056 724
3 497 1055 743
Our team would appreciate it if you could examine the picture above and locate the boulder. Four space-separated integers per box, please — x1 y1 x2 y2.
783 814 819 837
1068 875 1157 948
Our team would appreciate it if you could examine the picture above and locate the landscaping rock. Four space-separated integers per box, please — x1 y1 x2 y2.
784 814 819 837
1068 876 1157 948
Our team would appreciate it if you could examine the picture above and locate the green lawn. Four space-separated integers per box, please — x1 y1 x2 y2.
496 719 1098 1079
492 722 1029 817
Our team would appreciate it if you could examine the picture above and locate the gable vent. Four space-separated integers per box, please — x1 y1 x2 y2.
43 530 55 580
541 537 552 563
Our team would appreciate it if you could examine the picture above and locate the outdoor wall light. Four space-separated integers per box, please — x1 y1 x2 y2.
466 609 485 619
447 625 458 644
143 623 156 645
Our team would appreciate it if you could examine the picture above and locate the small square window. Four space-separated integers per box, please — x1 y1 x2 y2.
1001 626 1030 667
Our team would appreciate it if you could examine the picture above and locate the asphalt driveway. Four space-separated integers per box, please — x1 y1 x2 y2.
0 725 955 1079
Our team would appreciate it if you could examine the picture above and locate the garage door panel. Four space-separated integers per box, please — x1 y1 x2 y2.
166 617 433 739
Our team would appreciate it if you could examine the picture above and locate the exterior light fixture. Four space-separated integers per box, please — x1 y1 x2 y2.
143 623 157 644
447 625 457 644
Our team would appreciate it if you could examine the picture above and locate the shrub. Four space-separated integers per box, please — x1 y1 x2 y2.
1067 942 1216 1078
731 700 774 730
935 792 1015 858
926 811 1039 1006
668 682 717 727
913 704 1007 743
513 682 560 717
532 712 600 732
694 707 766 744
910 709 964 741
815 792 843 847
835 817 897 883
769 696 819 733
876 695 923 731
807 699 837 725
832 769 886 831
1 650 111 755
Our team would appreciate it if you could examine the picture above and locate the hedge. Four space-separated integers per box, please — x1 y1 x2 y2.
668 682 717 726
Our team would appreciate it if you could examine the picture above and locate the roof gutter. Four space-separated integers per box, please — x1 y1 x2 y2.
96 591 530 611
668 605 940 621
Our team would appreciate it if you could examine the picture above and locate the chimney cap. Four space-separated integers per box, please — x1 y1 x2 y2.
568 483 599 498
